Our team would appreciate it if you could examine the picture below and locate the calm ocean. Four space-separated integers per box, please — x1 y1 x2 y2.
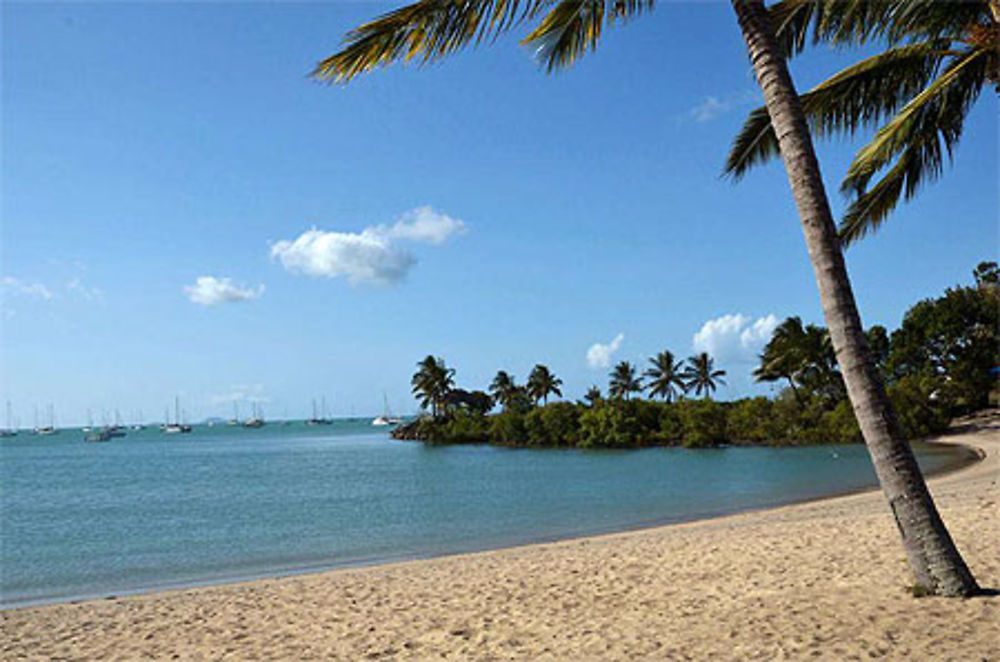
0 420 975 607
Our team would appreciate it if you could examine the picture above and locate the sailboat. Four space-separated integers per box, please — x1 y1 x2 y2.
162 397 192 434
106 409 127 438
372 393 402 427
306 397 332 426
0 400 17 437
227 402 240 426
34 404 58 435
243 401 265 428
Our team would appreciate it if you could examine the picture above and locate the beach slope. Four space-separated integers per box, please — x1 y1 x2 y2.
3 412 998 660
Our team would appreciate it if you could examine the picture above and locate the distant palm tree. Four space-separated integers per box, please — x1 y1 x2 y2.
527 364 563 405
608 361 642 401
411 355 454 418
583 385 603 407
489 370 519 411
754 317 843 405
643 350 686 402
754 316 809 401
683 353 727 400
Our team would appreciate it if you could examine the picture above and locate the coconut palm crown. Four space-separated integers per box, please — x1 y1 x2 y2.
411 355 455 417
643 350 687 402
527 364 563 405
608 361 642 401
726 0 999 243
683 352 727 400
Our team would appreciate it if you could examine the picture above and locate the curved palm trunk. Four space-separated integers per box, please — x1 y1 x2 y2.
730 0 978 597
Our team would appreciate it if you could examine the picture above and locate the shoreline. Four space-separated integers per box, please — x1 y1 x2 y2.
1 438 981 611
4 412 997 659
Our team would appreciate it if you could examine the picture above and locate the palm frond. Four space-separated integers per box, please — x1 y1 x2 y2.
315 0 653 82
523 0 653 71
767 0 987 57
314 0 556 82
725 41 948 179
839 47 988 242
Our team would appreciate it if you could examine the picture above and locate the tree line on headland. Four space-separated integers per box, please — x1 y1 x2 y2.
395 262 999 448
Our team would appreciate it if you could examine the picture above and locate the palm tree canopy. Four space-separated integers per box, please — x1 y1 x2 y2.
411 355 455 414
489 370 521 410
754 315 808 386
608 360 642 399
527 364 563 403
755 317 846 402
314 0 657 83
726 0 998 243
682 352 727 399
643 350 686 401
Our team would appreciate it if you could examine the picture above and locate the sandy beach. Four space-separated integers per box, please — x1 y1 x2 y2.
3 412 998 661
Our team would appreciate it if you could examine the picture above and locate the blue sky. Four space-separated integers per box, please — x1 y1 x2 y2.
2 1 996 425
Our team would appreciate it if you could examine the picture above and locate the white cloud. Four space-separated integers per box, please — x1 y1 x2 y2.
376 206 466 245
693 313 779 362
67 278 105 303
1 276 53 300
271 206 465 285
690 96 729 123
740 315 779 349
687 90 758 123
270 228 415 284
586 332 625 369
184 276 264 306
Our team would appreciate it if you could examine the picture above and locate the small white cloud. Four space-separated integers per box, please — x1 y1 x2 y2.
67 277 105 303
693 313 778 362
184 276 264 306
690 96 729 123
587 332 625 369
271 207 465 286
376 206 466 245
687 90 758 123
270 228 415 284
1 276 53 300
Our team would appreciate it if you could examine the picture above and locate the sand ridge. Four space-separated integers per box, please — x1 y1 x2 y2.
3 411 998 660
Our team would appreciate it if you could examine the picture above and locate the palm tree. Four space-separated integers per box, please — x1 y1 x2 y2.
682 353 727 400
754 316 808 400
411 355 455 418
583 385 603 407
527 364 563 405
318 0 978 596
489 370 519 411
643 350 686 402
727 0 998 243
754 316 843 405
608 361 642 401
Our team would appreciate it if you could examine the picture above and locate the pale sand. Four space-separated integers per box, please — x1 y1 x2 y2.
4 413 998 661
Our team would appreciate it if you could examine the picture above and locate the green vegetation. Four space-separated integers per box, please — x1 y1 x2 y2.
396 263 998 448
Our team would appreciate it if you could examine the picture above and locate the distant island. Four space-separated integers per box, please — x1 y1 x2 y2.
394 262 998 448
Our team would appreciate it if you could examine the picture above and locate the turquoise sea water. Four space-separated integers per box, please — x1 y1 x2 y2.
0 421 975 608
